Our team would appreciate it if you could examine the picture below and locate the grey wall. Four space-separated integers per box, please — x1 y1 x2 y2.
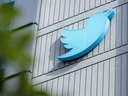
3 0 39 94
31 0 128 96
4 25 36 77
2 0 39 94
12 0 38 29
4 0 39 77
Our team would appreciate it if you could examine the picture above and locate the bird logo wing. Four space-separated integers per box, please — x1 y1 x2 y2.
59 28 86 60
58 8 115 61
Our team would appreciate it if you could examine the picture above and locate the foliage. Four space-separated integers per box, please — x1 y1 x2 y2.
0 3 48 96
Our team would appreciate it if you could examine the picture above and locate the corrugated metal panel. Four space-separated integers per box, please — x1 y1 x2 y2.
110 8 116 49
34 53 127 96
91 64 98 96
74 70 80 96
49 0 56 25
38 0 46 29
42 82 47 93
38 35 47 76
90 0 95 9
96 0 101 7
101 0 106 5
52 78 58 96
121 54 127 96
53 0 60 23
105 22 110 52
64 0 70 19
59 0 65 21
54 30 61 70
57 76 63 96
32 1 128 96
32 3 128 76
122 4 128 45
47 80 52 95
79 68 86 96
109 57 115 96
97 62 103 96
74 0 80 15
115 55 121 96
33 37 42 77
103 60 109 96
116 6 122 47
38 1 126 36
49 32 57 72
43 33 52 74
63 74 69 96
68 72 75 96
69 0 75 17
79 0 85 13
43 0 51 27
38 0 117 29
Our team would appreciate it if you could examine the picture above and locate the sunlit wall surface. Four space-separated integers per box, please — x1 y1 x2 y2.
2 0 127 96
0 0 14 81
31 0 128 96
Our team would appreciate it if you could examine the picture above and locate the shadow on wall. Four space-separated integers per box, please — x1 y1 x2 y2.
48 36 78 75
115 1 128 95
118 0 128 5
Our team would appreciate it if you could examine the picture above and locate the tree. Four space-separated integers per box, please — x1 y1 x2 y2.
0 3 48 96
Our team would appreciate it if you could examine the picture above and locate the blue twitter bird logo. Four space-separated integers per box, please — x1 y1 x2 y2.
58 8 115 61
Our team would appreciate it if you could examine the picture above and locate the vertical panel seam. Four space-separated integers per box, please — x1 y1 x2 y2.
32 38 38 78
121 6 122 46
90 66 93 96
127 4 128 45
42 35 48 74
48 32 53 72
57 0 61 22
93 0 96 8
37 0 43 30
42 35 47 74
37 37 43 76
73 72 76 96
73 0 76 16
89 0 91 10
47 0 52 26
108 59 110 96
42 0 47 28
102 61 104 96
120 55 122 96
78 70 82 96
67 74 70 96
78 0 81 14
114 57 116 96
96 63 99 96
109 18 111 51
52 0 56 26
126 53 128 96
62 0 66 20
56 78 59 96
68 0 71 18
54 31 59 70
58 29 62 69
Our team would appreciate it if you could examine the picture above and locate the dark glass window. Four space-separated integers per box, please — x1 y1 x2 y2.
0 60 6 75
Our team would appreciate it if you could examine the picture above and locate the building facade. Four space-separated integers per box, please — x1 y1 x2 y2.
31 0 128 96
3 0 128 96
